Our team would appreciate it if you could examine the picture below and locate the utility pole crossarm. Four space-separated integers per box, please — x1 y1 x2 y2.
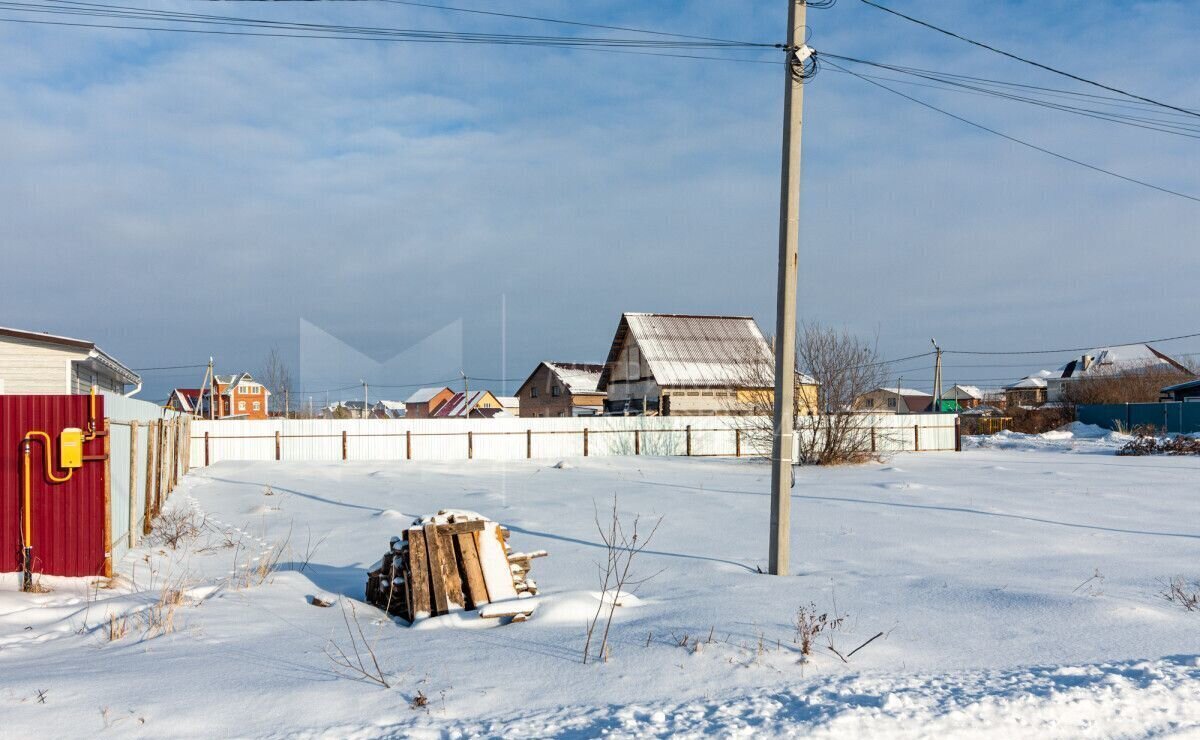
768 0 807 577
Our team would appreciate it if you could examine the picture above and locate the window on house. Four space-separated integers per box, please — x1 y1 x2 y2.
552 385 561 397
238 401 246 411
887 398 896 408
253 402 260 411
530 387 538 398
864 399 875 408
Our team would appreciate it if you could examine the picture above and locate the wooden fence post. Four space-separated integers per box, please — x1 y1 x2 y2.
204 431 210 466
871 426 877 453
914 424 920 452
342 430 348 461
735 428 741 458
143 420 157 535
954 417 962 452
526 429 532 459
128 420 139 549
634 429 640 456
467 431 474 460
102 419 112 578
583 427 589 457
406 430 412 460
686 425 692 456
275 430 281 461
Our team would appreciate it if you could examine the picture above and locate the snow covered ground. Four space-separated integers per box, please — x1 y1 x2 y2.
3 432 1200 738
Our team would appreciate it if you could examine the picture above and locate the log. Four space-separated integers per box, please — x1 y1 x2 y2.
456 532 490 609
407 528 432 617
423 523 452 613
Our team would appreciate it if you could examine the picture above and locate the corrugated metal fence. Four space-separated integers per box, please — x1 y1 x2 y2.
1078 402 1200 435
190 414 959 466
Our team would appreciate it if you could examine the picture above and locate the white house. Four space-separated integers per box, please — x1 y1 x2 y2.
0 325 141 396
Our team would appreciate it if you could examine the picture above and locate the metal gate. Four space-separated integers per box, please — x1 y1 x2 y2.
0 395 107 577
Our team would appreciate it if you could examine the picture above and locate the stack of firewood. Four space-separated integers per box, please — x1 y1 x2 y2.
365 510 547 623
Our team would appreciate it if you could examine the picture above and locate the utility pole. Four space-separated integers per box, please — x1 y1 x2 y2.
361 380 368 420
931 339 943 412
768 0 808 577
461 370 470 418
208 356 215 420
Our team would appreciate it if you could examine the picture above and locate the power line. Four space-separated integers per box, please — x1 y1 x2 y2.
132 362 209 371
822 52 1200 140
946 330 1200 356
377 0 756 46
822 56 1200 204
856 0 1200 119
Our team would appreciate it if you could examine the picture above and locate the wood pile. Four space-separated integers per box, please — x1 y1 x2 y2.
365 510 547 623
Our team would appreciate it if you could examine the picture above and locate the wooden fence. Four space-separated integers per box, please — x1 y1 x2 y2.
189 414 960 466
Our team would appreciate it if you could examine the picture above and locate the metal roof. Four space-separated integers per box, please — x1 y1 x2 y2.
544 362 605 395
598 313 773 390
0 325 140 385
405 386 450 404
1162 378 1200 393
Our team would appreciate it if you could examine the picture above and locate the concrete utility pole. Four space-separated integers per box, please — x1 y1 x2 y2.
769 0 807 577
208 357 215 420
931 339 943 412
361 380 368 420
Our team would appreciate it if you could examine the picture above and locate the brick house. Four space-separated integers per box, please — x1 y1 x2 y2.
213 373 270 419
516 362 605 417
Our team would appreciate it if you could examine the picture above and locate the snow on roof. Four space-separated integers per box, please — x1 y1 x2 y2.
944 384 983 400
405 387 449 404
376 400 406 410
875 386 930 397
1057 343 1188 378
545 362 605 395
599 313 773 390
494 396 519 408
1006 376 1048 389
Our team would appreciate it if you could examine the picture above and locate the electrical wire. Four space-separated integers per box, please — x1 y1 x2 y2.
856 0 1200 119
822 56 1200 204
131 362 209 371
945 330 1200 356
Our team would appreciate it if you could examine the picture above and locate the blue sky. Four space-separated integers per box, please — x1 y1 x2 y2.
1 0 1197 402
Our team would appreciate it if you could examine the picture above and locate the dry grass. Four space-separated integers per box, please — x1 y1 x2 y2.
793 602 845 658
107 613 129 642
1162 577 1200 612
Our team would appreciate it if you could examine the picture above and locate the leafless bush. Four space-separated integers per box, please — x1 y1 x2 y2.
153 509 203 550
1162 577 1200 611
1118 435 1200 456
325 601 391 688
729 323 890 465
793 602 845 658
583 496 663 664
1060 363 1192 407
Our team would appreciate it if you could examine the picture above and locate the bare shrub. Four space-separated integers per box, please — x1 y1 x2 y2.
325 601 391 688
153 509 202 550
793 602 844 658
1119 435 1200 457
583 496 663 664
1061 362 1192 408
1162 577 1200 611
729 323 890 465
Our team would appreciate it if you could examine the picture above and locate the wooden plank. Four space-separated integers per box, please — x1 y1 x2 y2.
407 528 432 617
422 524 449 615
456 532 489 608
128 420 138 549
437 528 465 610
143 420 157 535
434 520 485 536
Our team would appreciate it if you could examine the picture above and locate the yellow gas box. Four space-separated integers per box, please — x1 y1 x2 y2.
60 428 84 469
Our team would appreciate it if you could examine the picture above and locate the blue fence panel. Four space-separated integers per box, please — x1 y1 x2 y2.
1078 402 1200 434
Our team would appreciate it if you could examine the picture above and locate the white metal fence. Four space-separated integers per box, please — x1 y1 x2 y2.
104 393 188 564
189 414 959 466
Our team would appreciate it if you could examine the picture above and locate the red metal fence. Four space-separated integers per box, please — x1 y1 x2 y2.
0 395 107 577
